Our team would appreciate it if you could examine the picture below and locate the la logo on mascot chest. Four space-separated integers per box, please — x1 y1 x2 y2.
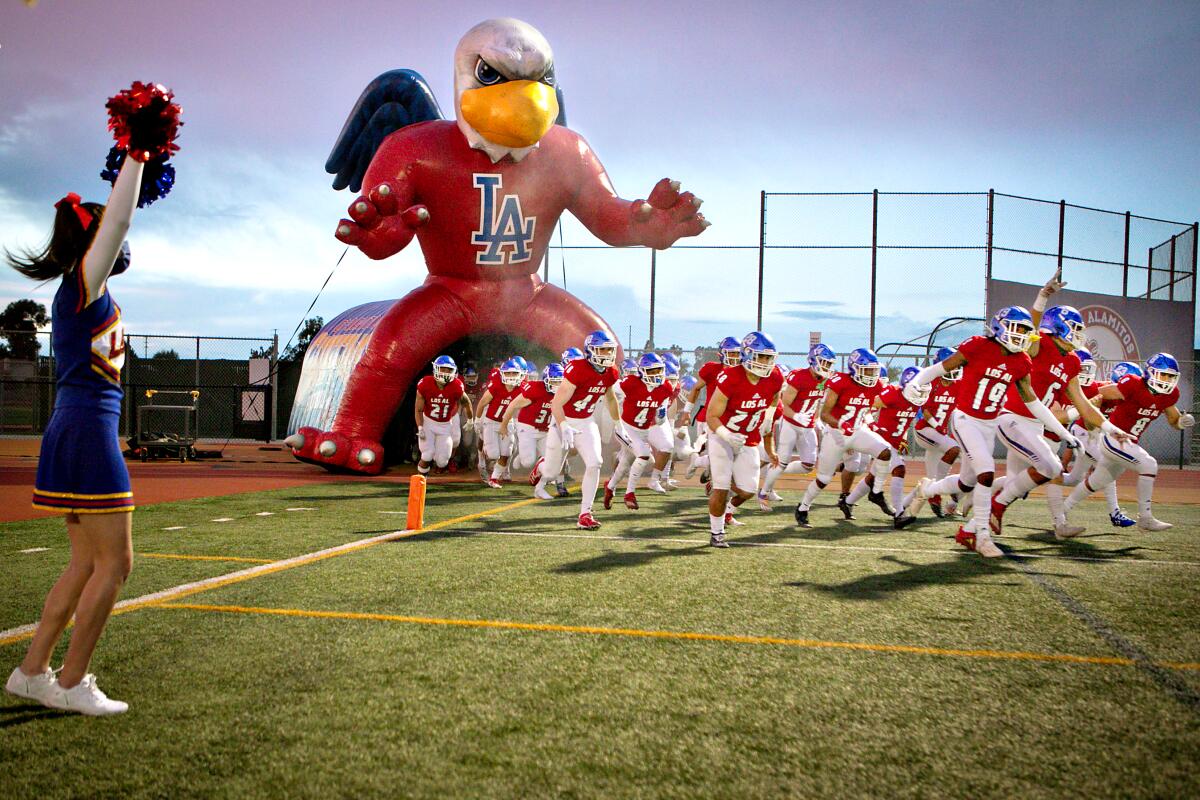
471 173 536 266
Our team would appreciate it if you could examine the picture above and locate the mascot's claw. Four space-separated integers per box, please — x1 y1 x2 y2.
630 177 709 248
335 201 430 258
286 426 385 475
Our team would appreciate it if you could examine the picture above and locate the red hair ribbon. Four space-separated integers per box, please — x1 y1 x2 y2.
55 192 94 230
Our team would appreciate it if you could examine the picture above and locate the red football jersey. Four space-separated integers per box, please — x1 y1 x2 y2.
416 376 464 423
954 335 1033 420
713 365 784 447
562 359 618 419
783 367 825 428
826 372 885 434
619 376 673 430
1093 380 1121 415
1107 375 1180 442
870 384 924 448
482 373 520 422
695 360 723 423
1081 381 1102 401
515 381 554 431
1003 341 1080 418
915 378 956 434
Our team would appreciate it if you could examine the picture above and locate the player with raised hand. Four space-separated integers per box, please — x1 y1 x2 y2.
414 356 472 474
759 343 833 508
1062 352 1192 531
603 352 674 509
475 357 526 488
705 332 784 547
500 362 561 477
534 331 620 529
7 82 181 716
792 348 895 527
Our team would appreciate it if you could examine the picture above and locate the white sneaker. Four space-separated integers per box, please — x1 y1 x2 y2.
533 484 554 501
905 477 931 517
959 494 974 517
647 480 668 495
685 454 701 479
768 490 783 502
974 534 1004 558
1053 523 1086 540
5 665 58 705
665 478 680 491
1137 514 1172 532
757 493 772 512
47 674 128 716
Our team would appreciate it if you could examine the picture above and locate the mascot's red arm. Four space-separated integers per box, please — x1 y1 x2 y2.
334 136 430 260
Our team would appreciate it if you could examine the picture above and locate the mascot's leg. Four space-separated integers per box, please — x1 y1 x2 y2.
288 281 473 473
506 282 623 358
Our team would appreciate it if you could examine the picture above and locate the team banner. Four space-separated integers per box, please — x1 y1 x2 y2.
988 279 1194 461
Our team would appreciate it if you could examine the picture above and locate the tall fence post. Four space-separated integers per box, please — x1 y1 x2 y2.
270 331 279 441
1168 233 1177 301
1057 199 1066 278
1122 211 1130 297
870 189 878 349
1147 246 1154 298
1192 222 1198 304
648 248 656 348
985 189 994 317
757 190 766 330
194 336 201 389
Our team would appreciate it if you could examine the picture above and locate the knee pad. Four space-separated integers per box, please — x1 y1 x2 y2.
816 473 834 486
977 472 994 488
892 465 906 478
944 448 960 463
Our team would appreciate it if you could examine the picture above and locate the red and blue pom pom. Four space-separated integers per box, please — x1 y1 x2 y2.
100 147 175 207
105 82 183 163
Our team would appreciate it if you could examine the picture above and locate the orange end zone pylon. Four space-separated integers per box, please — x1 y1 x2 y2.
406 475 427 530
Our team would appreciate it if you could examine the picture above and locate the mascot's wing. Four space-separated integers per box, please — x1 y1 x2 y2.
554 85 567 127
325 69 444 193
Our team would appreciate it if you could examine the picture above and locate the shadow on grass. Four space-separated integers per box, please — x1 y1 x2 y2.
1014 531 1151 562
551 543 711 574
787 554 1050 601
0 705 71 727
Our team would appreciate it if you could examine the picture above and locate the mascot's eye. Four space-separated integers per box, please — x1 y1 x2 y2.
541 65 556 86
474 59 505 86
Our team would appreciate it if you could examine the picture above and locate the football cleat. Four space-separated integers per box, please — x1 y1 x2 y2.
1053 523 1086 540
529 458 544 486
500 467 512 482
665 479 680 491
974 534 1004 558
46 674 128 716
486 478 503 489
794 506 811 528
929 495 944 518
624 492 639 510
577 512 601 531
837 494 855 520
954 527 976 551
685 454 701 479
1109 510 1136 528
905 477 931 517
868 491 894 517
989 499 1008 537
959 493 974 517
893 513 916 530
603 486 615 510
555 480 569 498
757 493 772 512
704 480 712 497
709 532 730 548
534 484 554 501
768 490 783 502
647 480 668 495
1137 514 1172 532
725 512 745 526
477 457 489 482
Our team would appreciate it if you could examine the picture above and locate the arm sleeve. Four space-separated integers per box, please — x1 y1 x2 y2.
79 157 144 307
1025 397 1073 440
912 363 946 387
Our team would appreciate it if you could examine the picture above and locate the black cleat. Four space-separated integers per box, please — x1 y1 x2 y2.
929 498 944 518
868 491 894 517
555 480 569 498
893 513 916 530
837 494 856 520
794 505 812 528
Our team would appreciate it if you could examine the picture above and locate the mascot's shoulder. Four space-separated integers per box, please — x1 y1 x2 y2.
382 119 459 149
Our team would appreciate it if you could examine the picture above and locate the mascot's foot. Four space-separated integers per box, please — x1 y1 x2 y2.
284 427 384 475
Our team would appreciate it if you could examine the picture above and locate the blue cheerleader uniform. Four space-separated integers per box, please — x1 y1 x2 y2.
32 261 133 514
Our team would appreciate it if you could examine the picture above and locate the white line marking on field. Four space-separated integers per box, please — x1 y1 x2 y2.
19 547 49 554
255 512 275 517
211 518 234 523
443 529 1200 568
162 526 186 531
377 511 407 514
286 507 316 512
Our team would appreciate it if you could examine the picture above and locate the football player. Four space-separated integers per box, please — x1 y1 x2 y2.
684 336 743 491
500 362 561 477
759 342 834 508
475 357 526 488
1062 352 1193 530
415 356 473 474
907 346 961 517
603 352 674 509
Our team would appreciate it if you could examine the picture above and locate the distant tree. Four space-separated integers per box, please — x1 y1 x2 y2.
152 349 180 360
282 317 323 362
249 344 274 359
0 299 49 360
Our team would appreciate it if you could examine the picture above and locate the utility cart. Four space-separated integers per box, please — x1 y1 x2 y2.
133 389 201 462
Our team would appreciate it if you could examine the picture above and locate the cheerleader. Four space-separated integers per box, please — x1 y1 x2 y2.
4 84 180 716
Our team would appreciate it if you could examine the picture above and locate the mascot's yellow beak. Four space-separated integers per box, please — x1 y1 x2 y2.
460 80 558 149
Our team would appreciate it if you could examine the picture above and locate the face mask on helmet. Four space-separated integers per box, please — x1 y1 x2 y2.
996 319 1033 353
433 365 457 384
852 363 880 386
809 352 834 379
1145 353 1180 394
500 360 525 388
1076 359 1096 386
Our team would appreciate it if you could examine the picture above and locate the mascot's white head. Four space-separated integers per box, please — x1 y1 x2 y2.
454 18 559 163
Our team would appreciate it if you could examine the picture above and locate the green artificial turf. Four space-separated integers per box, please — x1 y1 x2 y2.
2 481 1198 798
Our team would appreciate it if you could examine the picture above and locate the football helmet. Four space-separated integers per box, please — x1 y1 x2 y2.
1145 352 1180 394
1111 361 1143 382
680 375 698 394
525 360 539 380
740 331 778 378
989 306 1035 353
848 347 882 387
561 346 585 364
665 360 679 381
463 366 479 387
899 365 930 404
499 357 526 389
584 330 617 369
719 336 742 367
808 343 836 379
935 346 962 381
638 352 667 387
620 358 639 378
1074 348 1096 386
543 362 565 393
662 351 681 370
431 355 457 385
1039 305 1086 349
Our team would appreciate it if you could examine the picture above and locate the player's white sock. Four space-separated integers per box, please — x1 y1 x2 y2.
890 476 905 514
972 482 992 533
1137 474 1156 517
627 458 649 495
724 500 735 514
1105 482 1121 515
846 478 871 505
709 514 725 535
799 481 821 511
1044 483 1066 525
762 464 784 494
991 475 1008 495
927 474 961 497
996 469 1038 506
491 463 504 480
580 465 601 514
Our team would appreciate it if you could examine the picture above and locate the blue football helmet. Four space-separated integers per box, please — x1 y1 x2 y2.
1074 348 1096 386
989 306 1035 353
525 360 539 379
899 365 929 404
665 360 679 380
719 336 742 367
561 346 585 364
462 365 479 386
680 375 698 393
584 330 617 369
620 357 639 378
542 362 565 393
662 351 681 370
1040 305 1086 349
848 347 882 387
499 357 526 389
638 352 666 387
740 331 778 378
934 346 962 381
1110 361 1143 382
1145 352 1180 394
808 343 836 379
431 355 457 384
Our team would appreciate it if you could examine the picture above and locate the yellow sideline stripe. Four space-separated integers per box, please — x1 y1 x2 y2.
155 602 1200 672
0 494 546 647
136 553 274 564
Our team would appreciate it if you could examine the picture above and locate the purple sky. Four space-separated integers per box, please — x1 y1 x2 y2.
1 1 1197 353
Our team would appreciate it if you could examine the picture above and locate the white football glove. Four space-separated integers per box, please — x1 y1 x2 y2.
794 411 813 427
1178 412 1195 429
1059 430 1081 450
902 382 927 406
714 425 747 448
417 425 425 439
560 425 578 450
